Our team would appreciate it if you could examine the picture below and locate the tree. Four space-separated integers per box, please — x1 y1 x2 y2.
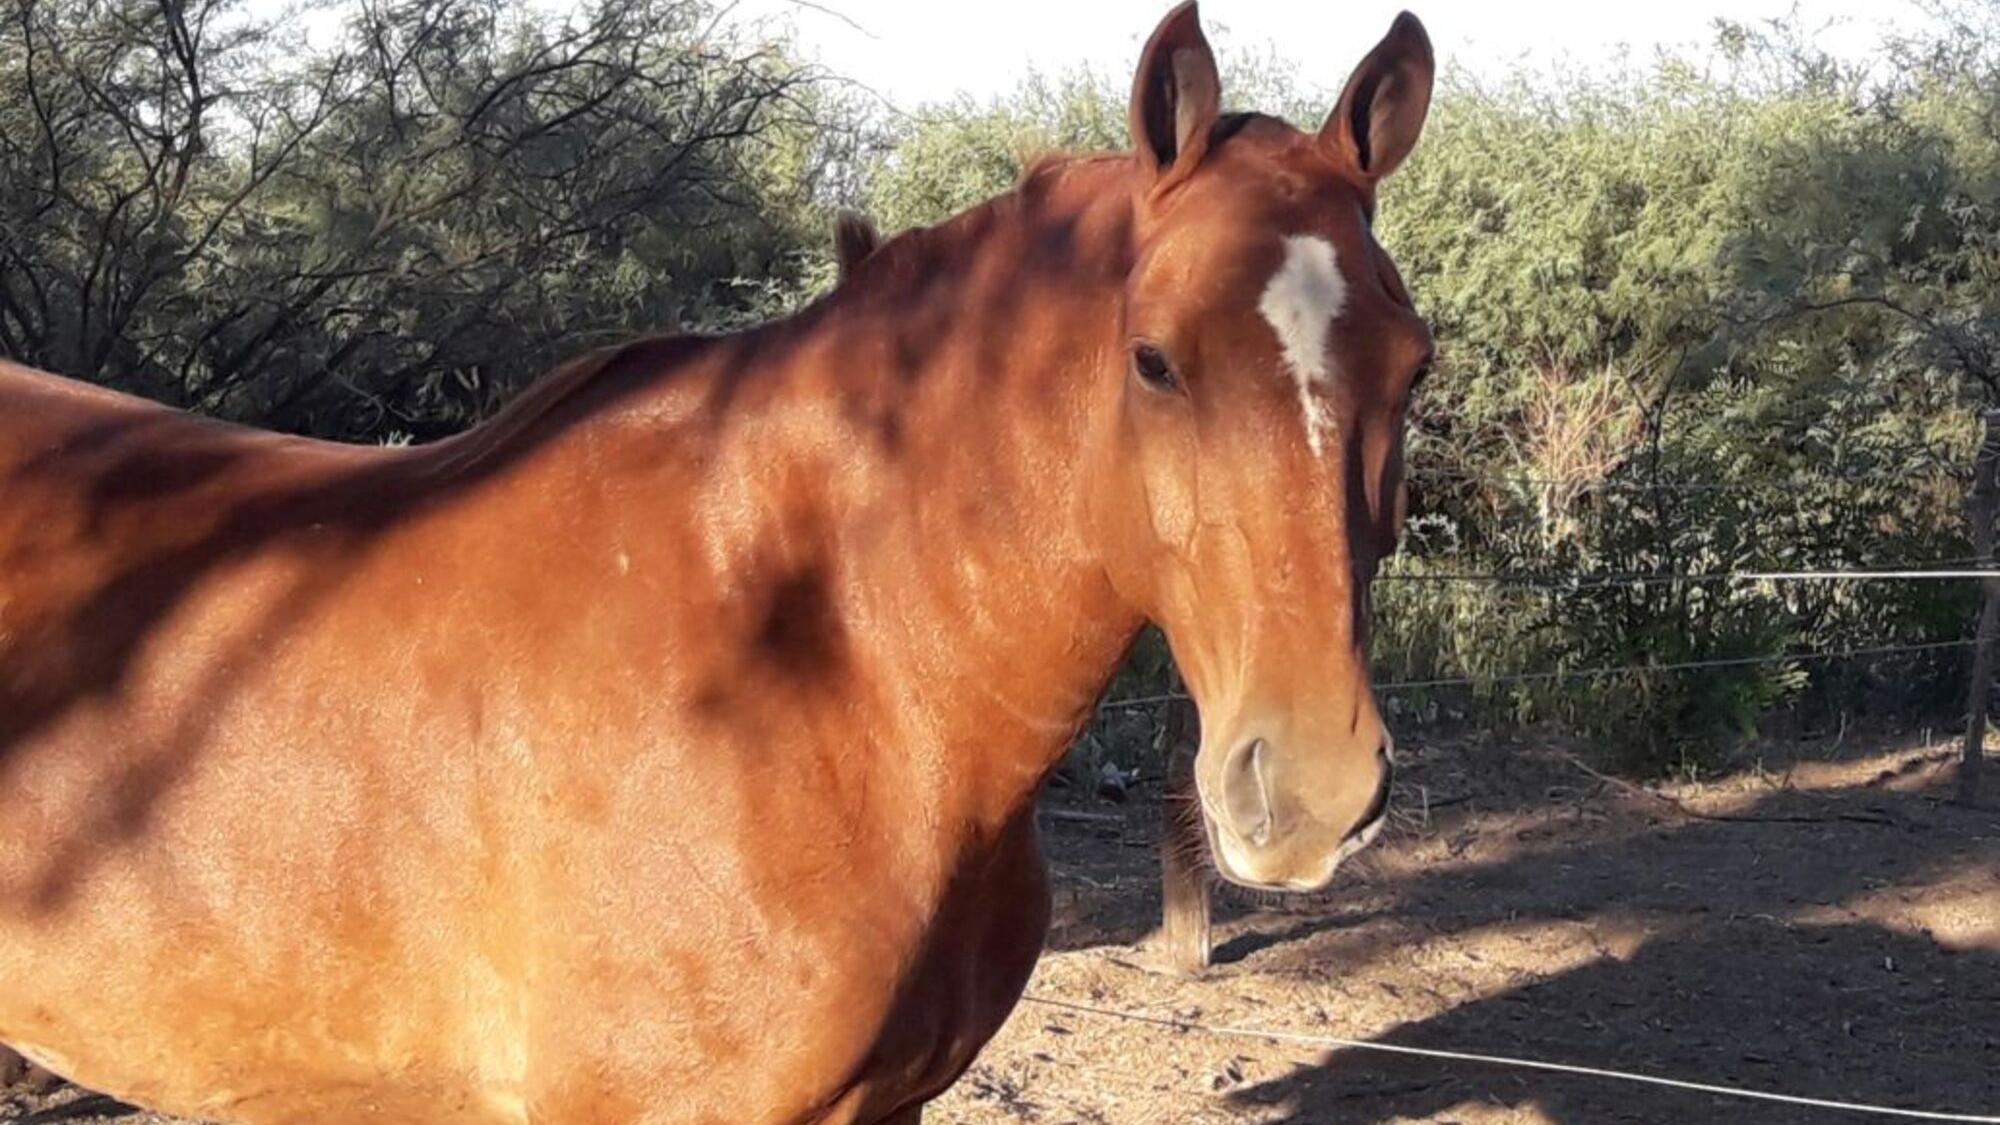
0 0 853 440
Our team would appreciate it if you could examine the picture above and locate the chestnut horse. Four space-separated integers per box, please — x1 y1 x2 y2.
0 4 1434 1121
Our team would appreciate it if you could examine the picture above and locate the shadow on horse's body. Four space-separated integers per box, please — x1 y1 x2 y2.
0 5 1437 1120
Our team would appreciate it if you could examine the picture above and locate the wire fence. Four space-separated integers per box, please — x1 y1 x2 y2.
1072 469 1998 1117
1095 540 2000 712
1411 467 1967 494
1019 994 2000 1124
1084 548 2000 712
1098 637 1982 711
1075 568 1997 1116
1376 560 2000 587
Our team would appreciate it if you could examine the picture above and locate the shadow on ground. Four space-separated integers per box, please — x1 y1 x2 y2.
1228 918 1999 1124
1035 733 1998 1123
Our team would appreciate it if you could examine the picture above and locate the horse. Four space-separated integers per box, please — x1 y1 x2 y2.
0 3 1435 1121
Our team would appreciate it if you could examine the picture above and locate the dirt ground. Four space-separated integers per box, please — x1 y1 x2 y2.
5 729 1997 1125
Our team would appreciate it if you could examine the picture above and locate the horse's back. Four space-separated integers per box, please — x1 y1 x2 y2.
0 361 396 606
0 361 527 1122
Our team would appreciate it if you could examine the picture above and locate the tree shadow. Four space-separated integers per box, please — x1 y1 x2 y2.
0 1088 142 1124
1220 752 1989 977
1227 918 2000 1124
1042 733 1646 955
0 143 1131 918
1047 733 1985 963
1037 734 1997 1121
0 332 796 914
1181 750 2000 1123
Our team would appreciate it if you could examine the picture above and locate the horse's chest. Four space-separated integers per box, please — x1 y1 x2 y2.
834 818 1053 1119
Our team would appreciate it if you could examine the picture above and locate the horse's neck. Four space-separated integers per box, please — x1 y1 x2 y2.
826 163 1147 829
492 160 1146 834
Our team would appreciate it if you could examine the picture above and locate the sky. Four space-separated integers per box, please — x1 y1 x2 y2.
725 0 1930 111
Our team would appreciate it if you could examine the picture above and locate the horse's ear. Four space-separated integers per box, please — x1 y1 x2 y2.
834 210 880 281
1320 12 1434 183
1129 2 1221 193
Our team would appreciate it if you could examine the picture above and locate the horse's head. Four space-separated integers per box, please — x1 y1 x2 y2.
1089 3 1434 890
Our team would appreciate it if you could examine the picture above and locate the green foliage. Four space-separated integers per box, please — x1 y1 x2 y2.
0 0 849 440
1365 19 1998 766
7 0 1997 771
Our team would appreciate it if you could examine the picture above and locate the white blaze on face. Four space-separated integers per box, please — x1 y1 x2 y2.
1257 234 1348 457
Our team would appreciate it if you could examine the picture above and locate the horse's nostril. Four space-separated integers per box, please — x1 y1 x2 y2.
1347 745 1393 841
1219 738 1274 846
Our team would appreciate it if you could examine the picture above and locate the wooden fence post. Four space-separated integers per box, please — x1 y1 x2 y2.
1158 688 1211 973
1959 409 2000 806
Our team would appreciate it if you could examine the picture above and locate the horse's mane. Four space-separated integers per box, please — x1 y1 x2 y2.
418 140 1225 480
834 151 1131 291
831 116 1275 292
834 210 881 279
419 333 705 479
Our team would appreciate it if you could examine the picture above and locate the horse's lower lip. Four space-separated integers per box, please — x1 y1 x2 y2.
1199 804 1363 893
1212 864 1330 894
1199 810 1335 892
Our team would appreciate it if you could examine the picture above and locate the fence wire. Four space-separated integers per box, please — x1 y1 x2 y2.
1098 638 1982 711
1413 468 1964 494
1377 559 1999 587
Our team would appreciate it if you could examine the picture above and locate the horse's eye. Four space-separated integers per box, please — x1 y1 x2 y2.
1131 343 1180 392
